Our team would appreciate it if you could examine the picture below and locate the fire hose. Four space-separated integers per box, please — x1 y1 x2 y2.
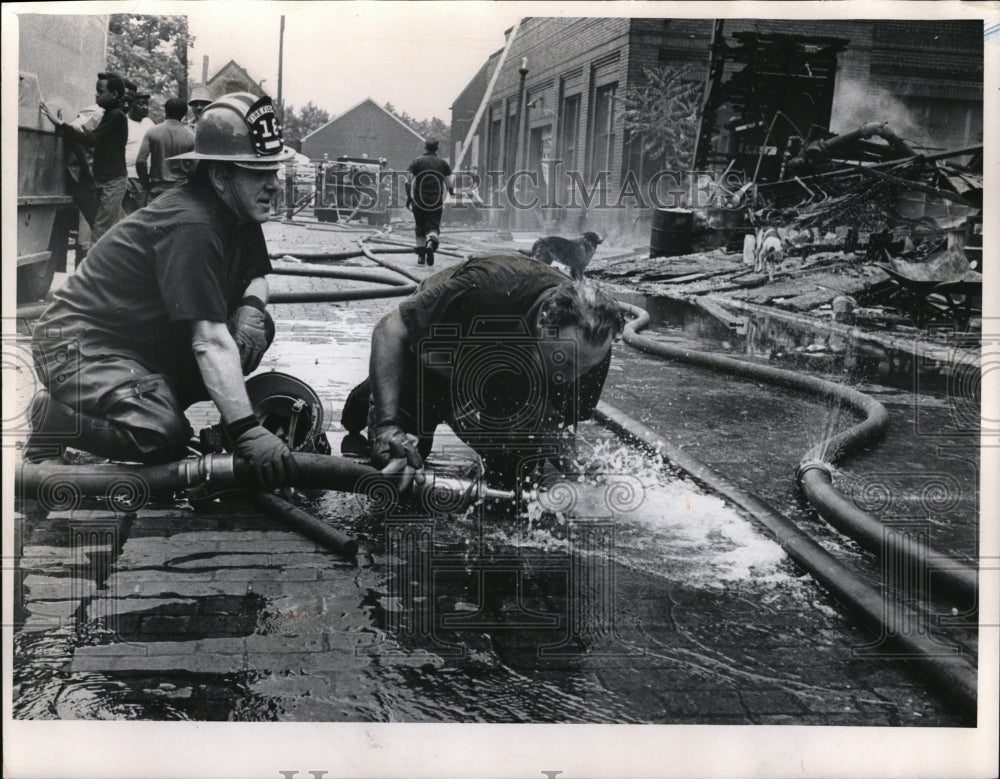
613 300 976 602
16 452 514 551
596 300 977 718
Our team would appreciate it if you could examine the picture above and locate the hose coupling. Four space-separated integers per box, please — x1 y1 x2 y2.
796 459 832 487
176 453 237 488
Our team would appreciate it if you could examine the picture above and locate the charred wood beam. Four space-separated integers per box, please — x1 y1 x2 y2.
855 165 977 206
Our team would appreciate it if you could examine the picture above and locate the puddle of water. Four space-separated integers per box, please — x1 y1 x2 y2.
616 292 972 398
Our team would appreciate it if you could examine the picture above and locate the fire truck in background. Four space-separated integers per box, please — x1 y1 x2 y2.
313 156 392 226
16 13 108 302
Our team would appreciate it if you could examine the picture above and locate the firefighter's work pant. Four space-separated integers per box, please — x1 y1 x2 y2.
30 313 275 463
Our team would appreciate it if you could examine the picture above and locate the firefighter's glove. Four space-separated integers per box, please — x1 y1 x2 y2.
405 196 414 212
229 304 269 374
234 426 298 489
372 425 424 471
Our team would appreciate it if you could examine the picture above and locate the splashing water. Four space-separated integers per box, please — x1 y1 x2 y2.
483 437 797 589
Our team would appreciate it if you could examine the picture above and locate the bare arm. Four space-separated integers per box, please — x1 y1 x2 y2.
369 308 410 427
191 320 255 423
369 308 425 490
136 133 151 189
242 276 269 305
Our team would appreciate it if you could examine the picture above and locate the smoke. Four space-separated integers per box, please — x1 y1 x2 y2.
830 75 932 150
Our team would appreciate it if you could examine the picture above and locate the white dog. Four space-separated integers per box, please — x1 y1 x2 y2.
753 227 783 280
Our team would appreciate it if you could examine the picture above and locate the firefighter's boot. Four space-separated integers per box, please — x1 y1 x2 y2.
416 247 426 266
21 391 65 463
425 234 438 267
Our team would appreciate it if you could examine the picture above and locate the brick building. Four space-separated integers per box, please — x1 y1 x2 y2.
301 98 427 172
452 17 983 235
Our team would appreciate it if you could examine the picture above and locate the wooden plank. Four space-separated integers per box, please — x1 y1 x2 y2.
695 297 745 327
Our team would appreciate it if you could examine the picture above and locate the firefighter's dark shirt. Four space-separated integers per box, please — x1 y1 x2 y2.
397 254 611 426
35 181 272 374
407 152 452 210
61 106 128 182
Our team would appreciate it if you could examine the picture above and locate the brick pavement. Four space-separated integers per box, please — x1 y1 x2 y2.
10 216 972 724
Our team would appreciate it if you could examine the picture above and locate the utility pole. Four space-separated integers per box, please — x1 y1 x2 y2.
277 15 285 120
178 16 189 102
511 57 529 228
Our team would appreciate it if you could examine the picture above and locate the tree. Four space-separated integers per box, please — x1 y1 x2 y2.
384 102 450 145
282 102 331 148
107 14 194 122
623 65 702 171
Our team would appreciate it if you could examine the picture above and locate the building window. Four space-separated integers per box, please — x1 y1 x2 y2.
504 98 519 172
487 109 502 171
592 82 617 178
560 94 581 171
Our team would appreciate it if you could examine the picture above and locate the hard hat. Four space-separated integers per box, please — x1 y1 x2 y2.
201 372 331 455
169 92 295 170
242 372 329 452
188 85 212 106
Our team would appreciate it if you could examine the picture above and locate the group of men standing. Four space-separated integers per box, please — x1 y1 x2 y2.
40 74 213 243
26 87 624 497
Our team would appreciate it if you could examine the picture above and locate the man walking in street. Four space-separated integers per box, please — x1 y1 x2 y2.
136 97 195 200
406 138 453 266
26 93 298 489
341 254 624 490
124 90 155 213
41 72 128 243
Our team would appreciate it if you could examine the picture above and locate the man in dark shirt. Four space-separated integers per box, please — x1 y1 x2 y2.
406 139 453 266
42 72 128 242
136 97 195 199
27 93 298 489
341 254 624 489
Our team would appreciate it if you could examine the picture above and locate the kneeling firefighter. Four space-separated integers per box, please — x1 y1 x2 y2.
26 92 300 489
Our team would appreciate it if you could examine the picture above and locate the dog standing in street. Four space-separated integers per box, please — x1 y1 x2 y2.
519 231 603 279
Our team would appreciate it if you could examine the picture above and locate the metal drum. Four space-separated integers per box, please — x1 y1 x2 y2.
650 207 693 258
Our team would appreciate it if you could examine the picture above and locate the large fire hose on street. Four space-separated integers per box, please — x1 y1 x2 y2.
613 300 976 602
593 402 977 717
268 263 413 286
598 301 977 717
264 234 459 302
15 452 514 550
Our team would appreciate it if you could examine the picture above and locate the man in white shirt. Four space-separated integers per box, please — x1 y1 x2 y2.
124 92 155 212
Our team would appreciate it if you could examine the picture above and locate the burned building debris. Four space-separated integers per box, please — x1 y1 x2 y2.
589 23 983 339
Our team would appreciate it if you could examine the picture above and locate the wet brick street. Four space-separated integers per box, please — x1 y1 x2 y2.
10 218 976 725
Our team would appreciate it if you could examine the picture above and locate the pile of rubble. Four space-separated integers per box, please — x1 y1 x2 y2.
593 142 983 333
